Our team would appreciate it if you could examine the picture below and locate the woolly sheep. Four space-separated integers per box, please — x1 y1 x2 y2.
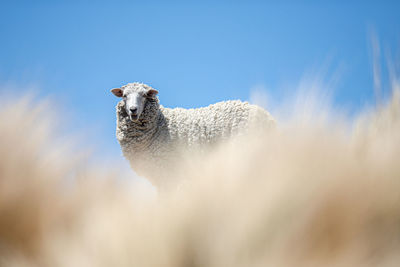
111 82 275 189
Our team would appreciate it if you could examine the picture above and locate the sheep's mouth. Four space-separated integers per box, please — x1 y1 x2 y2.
129 115 139 121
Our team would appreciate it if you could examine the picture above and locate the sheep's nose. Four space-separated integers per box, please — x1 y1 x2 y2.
130 107 138 114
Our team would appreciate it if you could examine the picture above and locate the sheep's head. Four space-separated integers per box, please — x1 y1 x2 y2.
111 83 158 122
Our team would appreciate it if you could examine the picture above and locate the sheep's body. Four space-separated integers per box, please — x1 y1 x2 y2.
115 91 275 189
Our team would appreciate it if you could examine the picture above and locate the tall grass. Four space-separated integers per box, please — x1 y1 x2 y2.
0 81 399 266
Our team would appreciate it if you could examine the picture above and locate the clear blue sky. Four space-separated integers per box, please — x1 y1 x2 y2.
0 1 399 162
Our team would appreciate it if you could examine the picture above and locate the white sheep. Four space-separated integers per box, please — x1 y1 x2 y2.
111 82 275 190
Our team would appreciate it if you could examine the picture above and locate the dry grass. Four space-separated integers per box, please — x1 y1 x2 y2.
0 84 400 266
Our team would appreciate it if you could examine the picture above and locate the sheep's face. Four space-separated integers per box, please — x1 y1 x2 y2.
111 83 158 122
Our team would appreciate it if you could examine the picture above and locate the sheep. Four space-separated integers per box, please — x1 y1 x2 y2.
111 82 275 189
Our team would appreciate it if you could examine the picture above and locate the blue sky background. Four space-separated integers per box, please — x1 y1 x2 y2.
0 1 399 166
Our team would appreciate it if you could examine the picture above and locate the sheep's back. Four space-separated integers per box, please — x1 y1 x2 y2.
160 100 270 147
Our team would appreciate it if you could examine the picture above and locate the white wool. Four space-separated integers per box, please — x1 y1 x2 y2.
114 84 275 190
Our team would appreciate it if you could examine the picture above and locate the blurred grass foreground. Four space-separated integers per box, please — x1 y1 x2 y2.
1 79 400 267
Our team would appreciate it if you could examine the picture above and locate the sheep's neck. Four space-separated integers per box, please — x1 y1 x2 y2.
117 102 162 152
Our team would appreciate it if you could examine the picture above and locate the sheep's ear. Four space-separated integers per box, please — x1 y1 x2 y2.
111 88 123 97
146 89 158 98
